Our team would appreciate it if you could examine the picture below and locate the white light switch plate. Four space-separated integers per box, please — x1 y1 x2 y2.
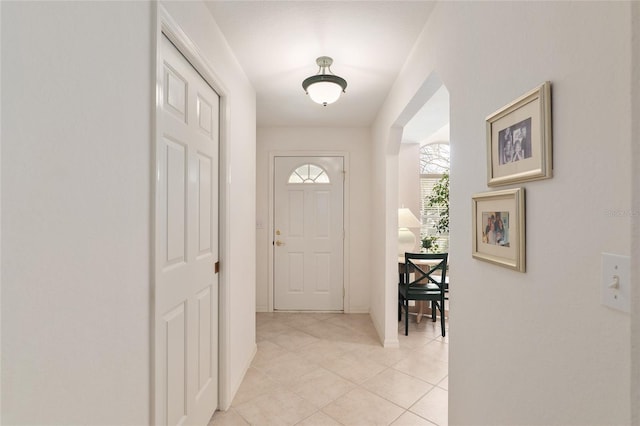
601 253 630 313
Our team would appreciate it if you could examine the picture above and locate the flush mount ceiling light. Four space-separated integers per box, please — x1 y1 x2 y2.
302 56 347 106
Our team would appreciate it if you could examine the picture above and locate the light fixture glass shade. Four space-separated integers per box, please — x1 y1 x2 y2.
306 81 343 106
302 56 347 106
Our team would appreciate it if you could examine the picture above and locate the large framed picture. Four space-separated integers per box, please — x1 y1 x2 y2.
472 188 525 272
486 82 552 186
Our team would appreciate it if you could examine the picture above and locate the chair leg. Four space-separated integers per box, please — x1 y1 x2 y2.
440 299 446 337
404 299 409 336
432 301 436 322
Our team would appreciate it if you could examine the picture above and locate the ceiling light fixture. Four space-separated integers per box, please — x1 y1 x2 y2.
302 56 347 106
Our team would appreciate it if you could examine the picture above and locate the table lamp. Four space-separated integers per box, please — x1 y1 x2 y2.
398 207 422 255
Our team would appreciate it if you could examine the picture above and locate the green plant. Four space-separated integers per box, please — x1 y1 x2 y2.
426 172 449 234
421 235 439 253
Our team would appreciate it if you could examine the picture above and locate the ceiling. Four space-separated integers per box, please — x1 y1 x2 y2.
204 1 438 129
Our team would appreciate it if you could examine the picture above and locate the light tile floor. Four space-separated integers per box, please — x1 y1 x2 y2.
209 312 448 426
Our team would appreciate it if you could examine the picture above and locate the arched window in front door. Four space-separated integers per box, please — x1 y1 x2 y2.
288 163 330 184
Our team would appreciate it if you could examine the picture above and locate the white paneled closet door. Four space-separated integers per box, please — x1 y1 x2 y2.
155 34 219 426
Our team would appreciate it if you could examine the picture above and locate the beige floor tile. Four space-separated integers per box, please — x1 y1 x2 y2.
293 367 356 408
231 367 283 407
231 313 448 426
208 408 250 426
401 320 446 338
322 323 366 341
392 353 448 385
281 312 333 329
259 351 322 387
348 330 383 346
396 324 444 348
390 411 437 426
332 338 381 356
296 411 343 426
271 328 319 351
322 388 404 426
326 313 377 333
333 338 380 355
293 339 351 364
363 368 433 409
251 340 290 367
412 339 449 363
397 332 435 350
296 312 345 322
257 320 297 341
234 390 317 426
260 311 307 322
251 345 295 371
433 334 449 344
356 344 414 367
436 376 448 390
320 351 387 384
410 387 448 426
296 320 356 341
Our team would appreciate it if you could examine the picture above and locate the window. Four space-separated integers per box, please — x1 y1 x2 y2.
288 163 330 183
420 143 449 252
420 142 449 175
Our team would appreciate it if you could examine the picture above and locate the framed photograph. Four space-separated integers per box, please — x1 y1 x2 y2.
472 188 525 272
486 81 552 186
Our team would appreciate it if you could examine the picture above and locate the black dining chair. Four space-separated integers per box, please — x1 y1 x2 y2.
398 252 448 337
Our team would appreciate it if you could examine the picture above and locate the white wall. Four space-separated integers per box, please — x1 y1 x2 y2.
160 0 257 410
398 142 421 249
256 127 371 313
631 3 640 424
1 1 257 422
373 2 633 424
369 124 403 346
0 3 4 422
1 2 152 423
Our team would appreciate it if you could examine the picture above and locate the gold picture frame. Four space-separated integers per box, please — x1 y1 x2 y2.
486 82 552 186
472 188 526 272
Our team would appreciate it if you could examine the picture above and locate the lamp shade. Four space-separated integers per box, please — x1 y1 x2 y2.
398 208 422 228
398 208 421 255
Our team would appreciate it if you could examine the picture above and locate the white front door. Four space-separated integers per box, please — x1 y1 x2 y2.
274 156 344 311
154 34 219 426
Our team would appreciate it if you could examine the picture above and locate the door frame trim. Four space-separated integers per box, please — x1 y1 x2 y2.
153 5 232 420
268 151 351 312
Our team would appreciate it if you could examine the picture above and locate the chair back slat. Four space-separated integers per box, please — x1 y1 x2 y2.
403 252 448 290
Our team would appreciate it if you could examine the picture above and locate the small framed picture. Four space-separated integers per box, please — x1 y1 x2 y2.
486 82 552 186
472 188 525 272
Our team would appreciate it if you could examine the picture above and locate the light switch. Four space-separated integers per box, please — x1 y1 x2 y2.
601 253 630 313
